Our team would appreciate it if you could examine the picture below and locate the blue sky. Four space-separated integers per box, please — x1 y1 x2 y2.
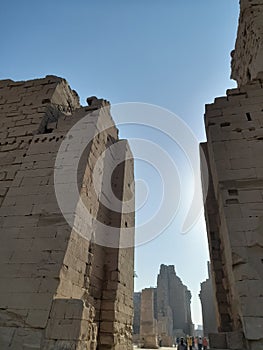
1 0 239 325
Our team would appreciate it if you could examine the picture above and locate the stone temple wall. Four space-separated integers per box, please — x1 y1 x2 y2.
202 1 263 349
202 77 263 350
231 0 263 86
0 76 135 350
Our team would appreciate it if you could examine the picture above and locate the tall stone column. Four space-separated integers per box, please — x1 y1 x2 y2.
140 288 159 349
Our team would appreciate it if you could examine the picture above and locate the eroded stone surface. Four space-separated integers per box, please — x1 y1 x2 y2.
202 1 263 348
202 71 263 350
0 76 135 350
140 288 159 349
231 0 263 86
157 265 193 342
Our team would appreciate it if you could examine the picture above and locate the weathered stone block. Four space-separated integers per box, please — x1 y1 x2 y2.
209 333 227 349
243 317 263 340
226 331 245 349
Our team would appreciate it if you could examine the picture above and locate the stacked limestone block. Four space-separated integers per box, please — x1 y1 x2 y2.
0 76 135 350
202 77 263 350
140 288 159 349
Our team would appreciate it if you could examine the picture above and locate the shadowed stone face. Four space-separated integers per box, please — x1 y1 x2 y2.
199 263 218 337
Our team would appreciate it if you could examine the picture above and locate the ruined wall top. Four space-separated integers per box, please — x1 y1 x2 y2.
0 75 113 136
231 0 263 86
0 75 110 114
159 264 176 275
0 75 81 112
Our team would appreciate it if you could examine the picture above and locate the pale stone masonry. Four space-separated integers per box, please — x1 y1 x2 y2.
199 262 218 337
201 2 263 348
140 288 159 349
0 76 135 350
202 76 263 350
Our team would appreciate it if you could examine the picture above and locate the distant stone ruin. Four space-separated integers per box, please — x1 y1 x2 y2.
133 264 193 348
201 1 263 349
0 76 135 350
156 265 193 344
